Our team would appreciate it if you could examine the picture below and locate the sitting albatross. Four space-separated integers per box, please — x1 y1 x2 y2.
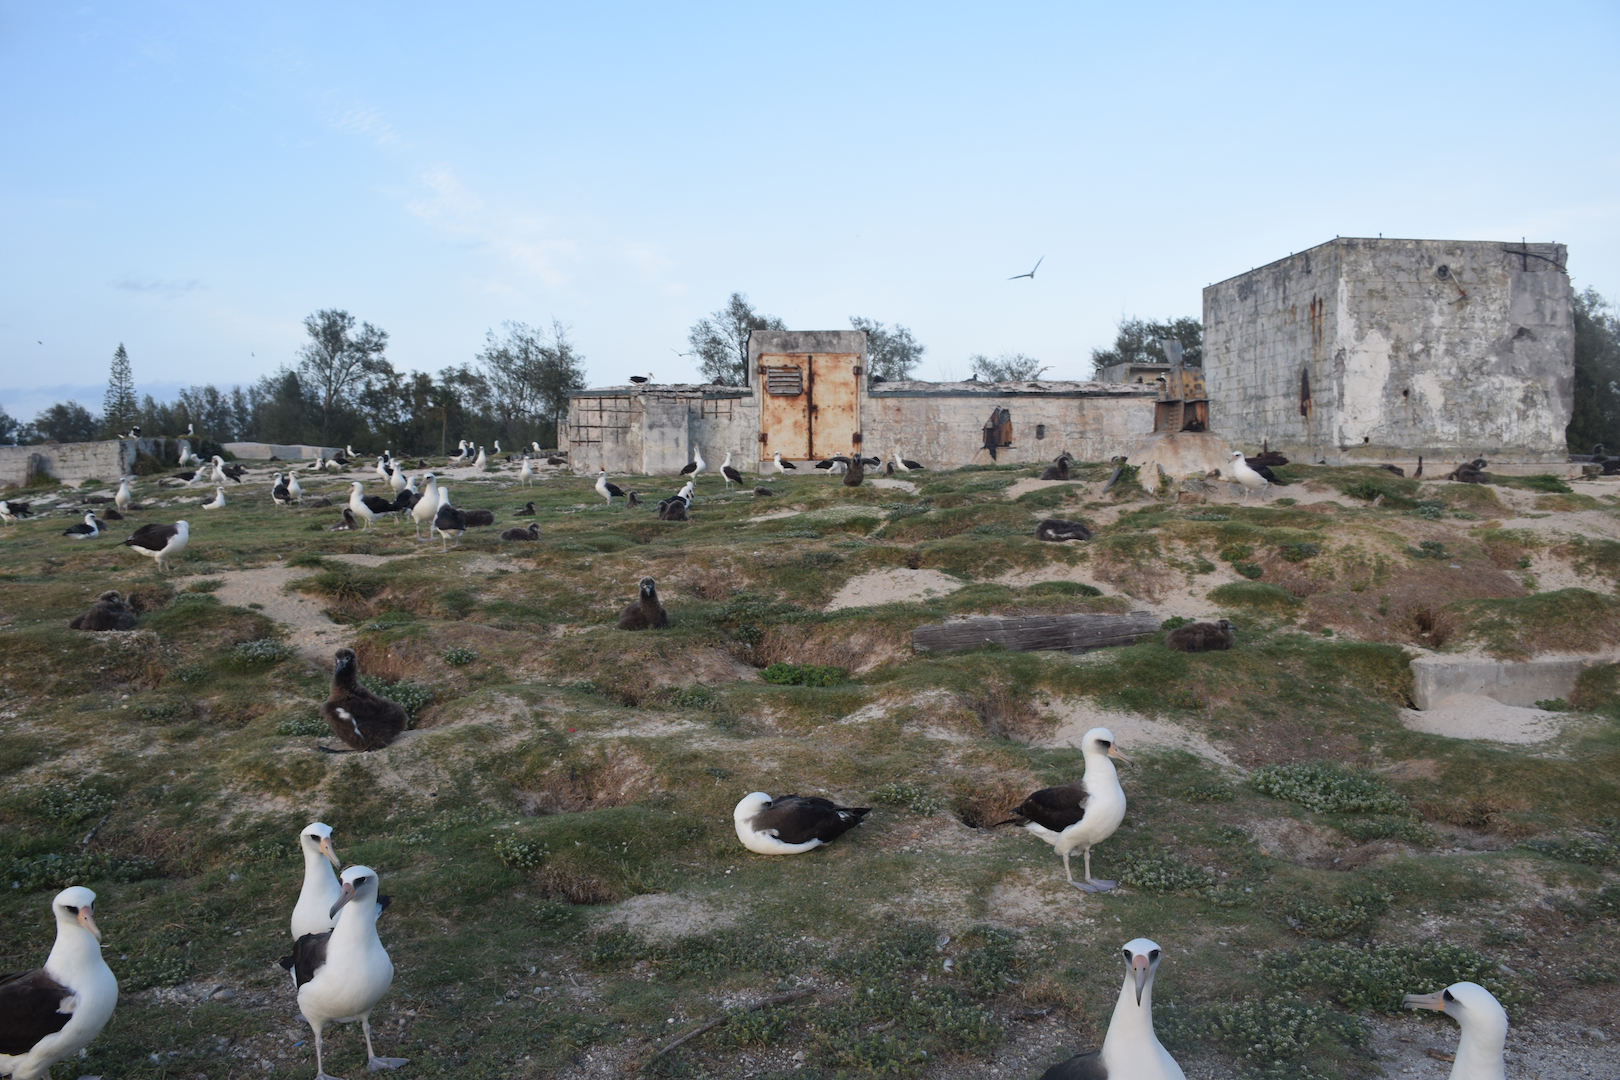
1403 982 1507 1080
994 726 1131 891
0 887 118 1080
319 648 408 751
733 792 871 855
280 865 406 1080
1040 938 1184 1080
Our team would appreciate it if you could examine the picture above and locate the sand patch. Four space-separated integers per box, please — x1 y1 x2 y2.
867 477 918 493
175 565 348 659
1400 693 1567 744
1003 477 1090 500
997 552 1247 621
1475 508 1620 544
748 509 801 522
598 893 741 942
985 870 1098 926
1043 701 1237 767
825 568 965 611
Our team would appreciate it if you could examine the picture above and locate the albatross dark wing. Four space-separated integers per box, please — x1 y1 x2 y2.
123 523 176 552
278 930 331 989
755 795 871 845
1041 1049 1106 1080
0 968 74 1054
999 782 1088 831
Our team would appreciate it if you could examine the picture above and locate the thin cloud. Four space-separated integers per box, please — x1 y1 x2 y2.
112 277 204 297
331 105 404 148
405 165 577 286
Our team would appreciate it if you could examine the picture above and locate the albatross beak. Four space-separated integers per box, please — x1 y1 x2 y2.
320 836 341 869
1403 991 1446 1013
1109 744 1135 765
78 905 102 943
328 881 356 920
1132 954 1150 1005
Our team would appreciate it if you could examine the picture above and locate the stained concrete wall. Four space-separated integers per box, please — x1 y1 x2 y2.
1204 238 1574 463
864 381 1157 467
224 442 342 461
0 437 196 487
564 386 758 476
1411 653 1614 711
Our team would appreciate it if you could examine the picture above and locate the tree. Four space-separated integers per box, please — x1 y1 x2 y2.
1089 316 1203 376
22 401 99 444
0 406 16 445
297 309 390 443
476 320 587 448
102 344 137 437
688 293 786 386
970 352 1048 381
1569 287 1620 452
849 317 925 381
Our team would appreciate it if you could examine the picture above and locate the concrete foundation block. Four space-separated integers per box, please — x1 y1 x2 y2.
1410 653 1613 710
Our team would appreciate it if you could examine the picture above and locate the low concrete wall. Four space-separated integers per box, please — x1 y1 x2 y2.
224 442 342 461
1411 653 1614 710
0 440 131 487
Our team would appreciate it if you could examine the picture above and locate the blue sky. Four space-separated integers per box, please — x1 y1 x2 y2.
3 1 1617 421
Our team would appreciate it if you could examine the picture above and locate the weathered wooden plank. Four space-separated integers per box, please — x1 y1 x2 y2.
912 612 1161 655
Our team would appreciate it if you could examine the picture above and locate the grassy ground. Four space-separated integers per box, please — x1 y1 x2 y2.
1 459 1618 1080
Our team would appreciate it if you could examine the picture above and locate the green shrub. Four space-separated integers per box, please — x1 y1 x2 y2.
1407 540 1447 560
1278 542 1321 562
870 782 941 816
1209 581 1299 613
231 638 290 665
4 852 158 892
1235 561 1265 579
664 684 720 710
1161 616 1192 630
1285 884 1392 939
1251 762 1407 814
1520 831 1619 866
358 675 434 717
1533 698 1568 711
493 836 550 870
760 663 845 687
1262 941 1530 1013
1331 815 1435 845
1118 852 1216 893
1205 998 1366 1065
442 646 479 666
274 716 330 737
35 788 117 822
1185 780 1235 802
122 953 192 990
1186 512 1230 521
724 1006 792 1047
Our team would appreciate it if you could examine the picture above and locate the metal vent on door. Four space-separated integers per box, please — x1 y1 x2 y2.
764 366 803 396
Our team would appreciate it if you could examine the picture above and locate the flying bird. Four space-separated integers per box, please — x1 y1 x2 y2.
1008 256 1044 281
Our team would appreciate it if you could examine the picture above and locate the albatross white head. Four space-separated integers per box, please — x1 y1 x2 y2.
1100 938 1184 1080
52 884 103 946
1081 727 1134 771
1404 982 1507 1080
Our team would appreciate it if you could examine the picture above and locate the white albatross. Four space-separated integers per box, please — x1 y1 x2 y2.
733 792 871 855
410 475 438 540
114 477 132 513
347 482 376 531
679 446 705 477
291 823 344 941
1040 938 1184 1080
1403 982 1507 1080
122 521 189 572
0 887 118 1080
281 865 406 1080
994 726 1132 891
202 486 226 510
1230 451 1269 503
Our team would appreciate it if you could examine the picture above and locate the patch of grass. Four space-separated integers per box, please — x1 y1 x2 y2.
760 663 846 687
1209 581 1299 613
34 787 117 822
1488 473 1572 494
358 675 434 717
1252 763 1407 814
1519 827 1619 867
870 782 942 816
1277 541 1321 562
230 638 291 665
1262 941 1530 1014
442 646 479 666
1328 815 1435 845
493 835 551 870
122 953 193 990
274 715 330 736
1285 883 1393 939
1454 588 1620 658
1118 852 1216 893
4 851 159 893
1204 997 1366 1065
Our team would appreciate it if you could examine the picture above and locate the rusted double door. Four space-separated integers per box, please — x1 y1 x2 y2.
756 351 861 464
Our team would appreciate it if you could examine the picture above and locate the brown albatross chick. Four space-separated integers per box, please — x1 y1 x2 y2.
319 648 408 751
616 577 669 630
68 590 137 631
1164 619 1235 652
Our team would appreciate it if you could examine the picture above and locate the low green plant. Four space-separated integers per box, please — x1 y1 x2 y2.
1285 884 1393 939
358 675 434 717
1277 541 1321 562
122 953 192 991
1186 512 1230 521
869 782 941 815
1204 998 1366 1065
35 788 117 822
231 638 291 665
1235 561 1265 579
1118 852 1216 893
1519 831 1618 867
760 663 845 687
442 646 479 666
1407 540 1447 560
274 716 330 737
1331 815 1435 845
1262 941 1529 1013
4 852 158 892
1251 762 1407 814
1185 780 1234 802
664 684 720 710
494 835 550 870
1161 616 1192 630
1533 698 1568 711
723 1006 792 1047
183 578 224 593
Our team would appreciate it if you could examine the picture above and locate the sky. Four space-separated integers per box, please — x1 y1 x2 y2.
2 1 1617 422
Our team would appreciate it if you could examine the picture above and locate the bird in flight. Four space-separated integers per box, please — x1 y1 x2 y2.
1008 256 1044 281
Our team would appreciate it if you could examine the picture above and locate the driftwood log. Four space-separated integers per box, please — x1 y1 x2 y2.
912 612 1161 655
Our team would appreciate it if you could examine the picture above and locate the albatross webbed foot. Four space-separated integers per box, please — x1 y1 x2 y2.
314 1072 346 1080
367 1057 409 1071
1082 878 1117 892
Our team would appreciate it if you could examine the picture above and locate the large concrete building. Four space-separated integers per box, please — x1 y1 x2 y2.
1203 237 1574 464
563 330 1158 475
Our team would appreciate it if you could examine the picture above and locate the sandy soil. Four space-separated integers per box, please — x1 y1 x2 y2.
174 564 349 659
868 477 918 493
1042 700 1237 767
996 554 1248 622
747 509 801 522
598 892 741 942
1399 693 1568 744
1002 477 1092 500
1477 507 1620 544
824 568 966 611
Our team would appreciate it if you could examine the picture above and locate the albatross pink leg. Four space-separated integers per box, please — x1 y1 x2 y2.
1082 848 1116 892
363 1017 408 1071
312 1023 344 1080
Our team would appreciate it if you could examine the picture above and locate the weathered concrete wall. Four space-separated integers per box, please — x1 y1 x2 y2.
1411 653 1614 710
1205 238 1574 463
565 387 759 476
865 381 1157 468
223 442 342 461
0 441 127 486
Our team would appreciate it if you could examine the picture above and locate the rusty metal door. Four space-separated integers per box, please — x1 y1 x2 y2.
809 353 859 459
758 354 810 463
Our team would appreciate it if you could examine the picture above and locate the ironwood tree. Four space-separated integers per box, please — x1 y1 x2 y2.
688 293 786 386
476 320 587 448
850 316 926 381
970 352 1048 381
101 343 137 437
1568 287 1620 452
297 309 390 443
1089 315 1203 375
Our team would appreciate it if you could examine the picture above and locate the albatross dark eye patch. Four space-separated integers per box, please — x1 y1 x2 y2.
63 906 79 914
1443 988 1455 1001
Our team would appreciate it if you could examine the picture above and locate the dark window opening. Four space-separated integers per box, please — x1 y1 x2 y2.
1035 424 1047 440
982 408 1014 459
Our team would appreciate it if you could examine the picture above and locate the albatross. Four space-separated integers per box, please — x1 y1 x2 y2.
202 486 226 510
61 513 104 539
1040 938 1184 1080
291 823 345 949
1403 982 1507 1080
679 446 706 477
122 521 189 572
280 866 406 1080
1230 452 1269 503
319 648 408 751
733 792 871 855
720 451 743 489
595 470 626 509
994 727 1131 891
0 887 118 1080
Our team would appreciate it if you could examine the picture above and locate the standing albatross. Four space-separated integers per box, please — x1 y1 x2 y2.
1040 938 1184 1080
994 726 1131 891
733 792 871 855
0 887 118 1080
280 865 406 1080
1403 982 1507 1080
291 823 344 941
122 521 189 572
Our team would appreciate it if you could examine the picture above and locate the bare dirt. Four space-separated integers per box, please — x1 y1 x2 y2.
1042 700 1238 768
175 564 348 659
824 568 966 611
1399 694 1569 744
